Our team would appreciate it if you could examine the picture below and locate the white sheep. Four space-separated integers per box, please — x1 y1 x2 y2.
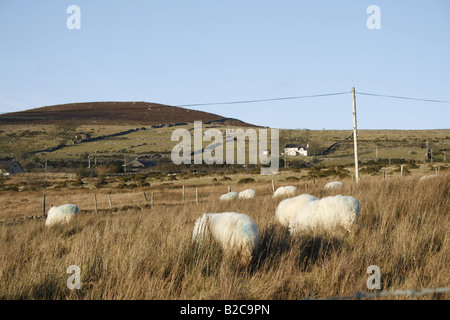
219 191 239 201
238 189 257 199
192 212 259 265
289 195 360 234
324 181 344 190
272 186 297 198
45 204 79 227
275 194 318 227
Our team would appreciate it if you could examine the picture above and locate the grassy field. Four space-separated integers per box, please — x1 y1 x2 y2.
0 171 448 300
1 124 449 163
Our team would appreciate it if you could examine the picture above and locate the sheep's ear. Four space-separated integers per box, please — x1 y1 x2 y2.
50 204 53 208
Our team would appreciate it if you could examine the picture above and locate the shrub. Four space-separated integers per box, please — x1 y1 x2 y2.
238 177 255 184
95 175 107 188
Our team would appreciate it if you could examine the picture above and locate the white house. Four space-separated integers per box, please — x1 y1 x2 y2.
283 144 309 157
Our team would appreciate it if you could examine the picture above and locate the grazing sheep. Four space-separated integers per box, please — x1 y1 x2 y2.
238 189 257 199
219 191 239 201
275 194 318 227
272 186 297 198
45 204 79 227
192 212 259 265
289 195 360 234
324 181 344 190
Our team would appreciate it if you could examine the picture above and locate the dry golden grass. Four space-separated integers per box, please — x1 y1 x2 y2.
0 173 449 300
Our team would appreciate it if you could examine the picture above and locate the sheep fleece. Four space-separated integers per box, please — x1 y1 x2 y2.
275 194 318 227
289 195 360 233
193 212 259 264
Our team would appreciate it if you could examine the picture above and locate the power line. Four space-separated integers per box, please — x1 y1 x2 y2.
1 90 450 114
174 91 352 107
356 91 450 104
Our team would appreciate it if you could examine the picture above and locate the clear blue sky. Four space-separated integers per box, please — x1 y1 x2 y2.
1 0 449 130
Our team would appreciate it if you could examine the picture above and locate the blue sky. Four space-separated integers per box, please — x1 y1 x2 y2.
0 1 449 129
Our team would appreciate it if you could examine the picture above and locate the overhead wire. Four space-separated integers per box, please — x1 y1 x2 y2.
0 90 449 114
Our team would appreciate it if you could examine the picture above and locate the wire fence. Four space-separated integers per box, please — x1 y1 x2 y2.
315 286 450 300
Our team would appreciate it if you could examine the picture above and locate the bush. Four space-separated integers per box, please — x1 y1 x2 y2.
308 166 350 179
95 175 107 188
97 164 120 176
237 177 255 184
360 164 382 175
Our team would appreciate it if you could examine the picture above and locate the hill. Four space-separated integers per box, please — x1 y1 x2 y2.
0 101 256 127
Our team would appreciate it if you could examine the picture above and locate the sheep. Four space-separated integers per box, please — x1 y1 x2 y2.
219 191 239 201
272 186 297 198
45 204 79 227
289 195 360 234
324 181 344 190
192 212 259 265
238 189 257 199
275 194 318 227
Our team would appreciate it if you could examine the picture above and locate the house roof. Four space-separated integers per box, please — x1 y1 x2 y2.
0 160 19 168
125 159 157 167
284 144 305 149
0 160 24 172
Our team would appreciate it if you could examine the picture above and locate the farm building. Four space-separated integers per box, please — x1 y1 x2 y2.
0 160 24 175
124 158 157 172
283 144 309 156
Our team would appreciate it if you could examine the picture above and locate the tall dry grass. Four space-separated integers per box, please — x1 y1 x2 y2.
0 173 448 299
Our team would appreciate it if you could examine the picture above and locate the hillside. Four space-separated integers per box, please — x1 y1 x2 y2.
0 101 255 127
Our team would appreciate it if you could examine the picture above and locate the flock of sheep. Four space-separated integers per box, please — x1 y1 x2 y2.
45 180 360 267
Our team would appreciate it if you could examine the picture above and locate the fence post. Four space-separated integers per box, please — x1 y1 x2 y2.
94 194 98 213
400 165 404 178
143 192 148 204
228 186 231 193
108 196 112 208
42 194 46 215
196 187 199 204
182 185 185 202
151 191 154 209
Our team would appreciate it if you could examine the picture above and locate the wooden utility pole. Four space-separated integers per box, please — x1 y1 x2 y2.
352 87 360 182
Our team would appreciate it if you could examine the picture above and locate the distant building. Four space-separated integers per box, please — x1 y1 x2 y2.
0 160 25 175
124 158 157 172
283 144 309 157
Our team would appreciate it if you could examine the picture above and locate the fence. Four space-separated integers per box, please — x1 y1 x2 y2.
0 184 210 224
